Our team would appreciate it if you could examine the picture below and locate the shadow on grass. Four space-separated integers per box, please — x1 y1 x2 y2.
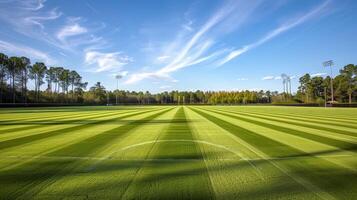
1 106 356 199
0 119 195 126
206 108 357 153
0 108 162 152
17 151 355 199
0 107 173 199
0 111 123 134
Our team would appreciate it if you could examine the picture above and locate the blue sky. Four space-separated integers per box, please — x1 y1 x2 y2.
0 0 356 93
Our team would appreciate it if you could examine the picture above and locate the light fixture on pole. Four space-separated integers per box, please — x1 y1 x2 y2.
323 60 334 103
115 74 123 105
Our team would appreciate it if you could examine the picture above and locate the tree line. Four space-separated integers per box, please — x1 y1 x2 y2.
0 52 356 105
100 88 274 105
0 52 277 105
0 52 87 104
296 64 357 104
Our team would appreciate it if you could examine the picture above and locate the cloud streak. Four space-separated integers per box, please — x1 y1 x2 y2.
57 22 88 43
0 40 54 64
0 0 62 35
125 0 260 84
311 72 327 77
262 76 275 80
0 0 108 58
85 51 133 72
218 0 331 66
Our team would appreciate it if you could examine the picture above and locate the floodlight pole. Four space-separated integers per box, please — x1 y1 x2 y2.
323 60 334 102
116 78 118 105
107 90 109 105
330 65 334 102
324 87 327 107
115 75 122 105
281 74 288 102
282 79 285 94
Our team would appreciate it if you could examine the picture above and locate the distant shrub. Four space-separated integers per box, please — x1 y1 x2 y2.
316 98 325 106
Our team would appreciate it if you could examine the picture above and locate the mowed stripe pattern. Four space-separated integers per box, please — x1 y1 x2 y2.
0 106 356 199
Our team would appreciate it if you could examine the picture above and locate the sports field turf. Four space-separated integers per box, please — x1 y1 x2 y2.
0 106 356 199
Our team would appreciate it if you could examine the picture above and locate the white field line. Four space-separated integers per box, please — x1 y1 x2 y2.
205 108 357 173
83 107 175 173
193 107 337 200
212 108 357 143
185 110 220 200
215 108 357 130
223 137 337 200
116 139 238 154
185 108 266 184
0 109 162 171
115 108 181 200
79 139 244 173
212 106 357 123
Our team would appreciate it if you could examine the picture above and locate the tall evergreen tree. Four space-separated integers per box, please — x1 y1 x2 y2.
19 57 30 103
7 57 22 103
29 62 47 102
0 53 8 103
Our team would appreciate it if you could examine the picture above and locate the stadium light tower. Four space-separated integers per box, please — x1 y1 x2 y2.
281 74 288 94
106 90 110 106
115 74 123 105
323 60 334 102
287 76 292 95
281 74 293 95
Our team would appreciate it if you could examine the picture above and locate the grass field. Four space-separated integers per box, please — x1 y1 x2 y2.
0 106 356 199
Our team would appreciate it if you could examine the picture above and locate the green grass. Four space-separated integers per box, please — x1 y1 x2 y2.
0 106 356 199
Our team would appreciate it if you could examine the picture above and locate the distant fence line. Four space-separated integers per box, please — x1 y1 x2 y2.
0 103 210 107
330 103 357 107
0 103 356 108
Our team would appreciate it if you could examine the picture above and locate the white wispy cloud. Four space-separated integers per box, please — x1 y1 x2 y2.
159 85 172 89
125 0 259 84
53 17 108 52
109 71 129 78
23 0 46 11
57 22 88 43
218 0 331 66
0 40 54 64
24 8 61 29
0 0 107 56
85 51 133 72
125 40 224 84
0 0 61 35
118 71 129 77
263 75 295 80
156 55 170 62
262 76 275 80
85 1 100 14
125 40 213 84
181 17 194 32
311 72 327 77
237 78 248 81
